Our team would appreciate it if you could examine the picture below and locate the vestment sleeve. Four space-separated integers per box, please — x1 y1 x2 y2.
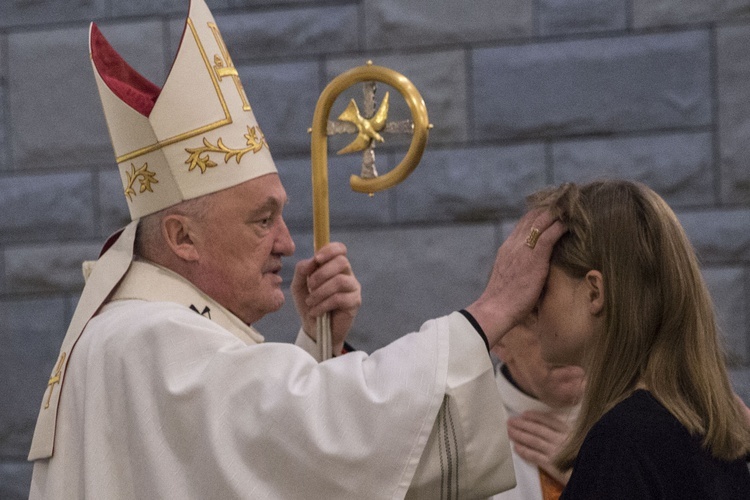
406 312 516 499
295 312 515 498
294 327 320 360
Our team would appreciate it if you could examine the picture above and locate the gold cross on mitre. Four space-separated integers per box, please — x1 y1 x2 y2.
208 22 251 111
308 61 432 360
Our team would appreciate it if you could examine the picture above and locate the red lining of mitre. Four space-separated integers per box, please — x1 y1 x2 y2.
90 23 162 117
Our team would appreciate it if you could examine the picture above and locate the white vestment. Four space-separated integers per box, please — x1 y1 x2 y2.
491 365 578 500
30 260 515 499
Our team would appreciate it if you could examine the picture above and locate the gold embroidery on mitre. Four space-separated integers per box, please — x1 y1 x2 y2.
124 163 159 201
44 352 66 409
115 18 233 165
208 22 251 112
185 125 267 174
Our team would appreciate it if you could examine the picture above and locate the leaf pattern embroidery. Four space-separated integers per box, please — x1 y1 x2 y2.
124 163 159 201
185 125 267 174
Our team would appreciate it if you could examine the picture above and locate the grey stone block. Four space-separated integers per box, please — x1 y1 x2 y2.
363 0 532 49
0 173 95 243
633 0 750 28
5 242 101 293
0 298 67 458
718 25 750 204
323 153 393 228
0 461 33 500
112 0 185 16
206 0 232 8
9 22 165 171
539 0 627 36
327 51 468 145
677 209 750 263
230 0 317 5
473 31 711 140
340 224 496 353
113 0 230 17
217 5 359 61
98 169 132 238
277 155 392 231
552 132 714 208
0 33 5 169
0 32 5 81
276 156 314 230
238 61 319 155
500 219 519 243
0 0 107 29
166 17 186 58
731 368 750 402
703 267 748 366
0 249 5 294
66 293 83 325
394 144 546 223
0 86 7 171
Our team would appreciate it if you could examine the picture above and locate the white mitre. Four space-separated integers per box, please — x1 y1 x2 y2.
29 0 273 460
91 0 276 219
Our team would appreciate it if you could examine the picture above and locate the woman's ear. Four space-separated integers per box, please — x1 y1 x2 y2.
585 270 604 316
162 214 200 262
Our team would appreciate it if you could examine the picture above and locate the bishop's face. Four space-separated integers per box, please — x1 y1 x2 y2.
189 173 295 325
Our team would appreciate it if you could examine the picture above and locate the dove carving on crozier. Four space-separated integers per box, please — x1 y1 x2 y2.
336 92 390 155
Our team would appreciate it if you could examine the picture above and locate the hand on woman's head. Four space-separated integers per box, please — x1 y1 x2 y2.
467 209 567 347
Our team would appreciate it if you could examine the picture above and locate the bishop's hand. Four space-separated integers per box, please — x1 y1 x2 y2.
291 242 361 356
466 209 566 347
507 410 573 486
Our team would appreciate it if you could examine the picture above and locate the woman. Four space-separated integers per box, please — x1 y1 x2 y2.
527 180 750 498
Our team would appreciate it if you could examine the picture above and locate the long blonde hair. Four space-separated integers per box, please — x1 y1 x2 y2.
528 180 750 469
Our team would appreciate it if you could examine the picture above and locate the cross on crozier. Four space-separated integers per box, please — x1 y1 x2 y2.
323 78 414 181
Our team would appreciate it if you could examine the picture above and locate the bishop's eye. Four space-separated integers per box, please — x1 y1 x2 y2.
258 217 272 228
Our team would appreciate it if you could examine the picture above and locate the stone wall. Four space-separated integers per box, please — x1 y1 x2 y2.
2 0 750 495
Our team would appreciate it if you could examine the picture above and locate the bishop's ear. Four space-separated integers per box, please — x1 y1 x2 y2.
585 270 604 316
162 214 200 262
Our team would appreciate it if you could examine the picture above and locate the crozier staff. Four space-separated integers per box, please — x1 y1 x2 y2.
27 1 566 498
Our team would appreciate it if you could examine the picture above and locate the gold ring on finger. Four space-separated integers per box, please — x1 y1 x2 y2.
526 227 541 249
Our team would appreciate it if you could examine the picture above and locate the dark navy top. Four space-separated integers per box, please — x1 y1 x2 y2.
561 390 750 499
